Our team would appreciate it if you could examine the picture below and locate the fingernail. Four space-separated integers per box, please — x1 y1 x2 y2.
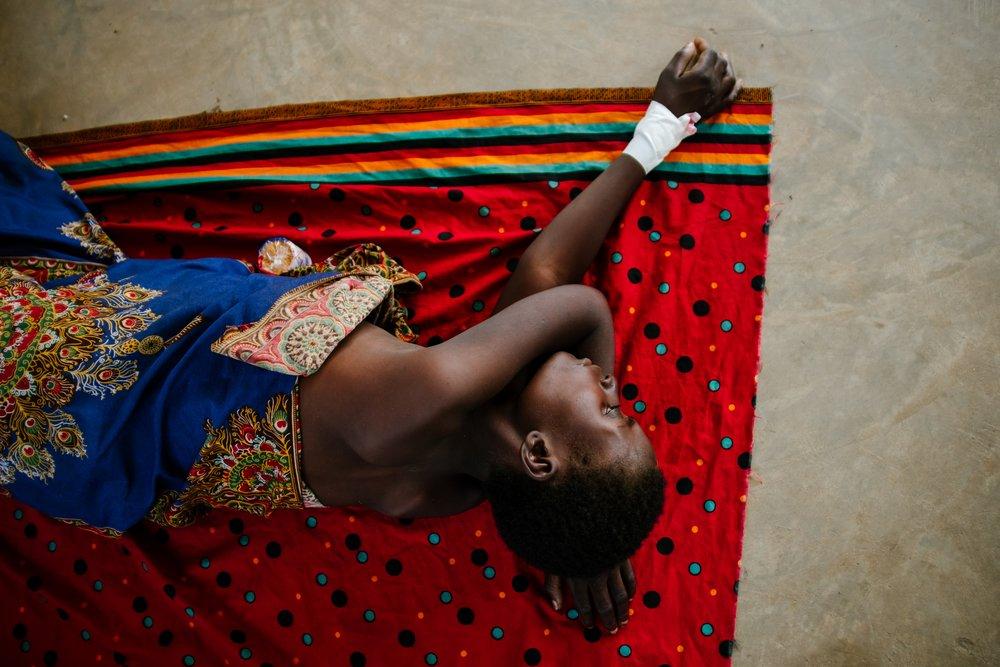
610 627 619 634
623 619 629 625
691 112 701 123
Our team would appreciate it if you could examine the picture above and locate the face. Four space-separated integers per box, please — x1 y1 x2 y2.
515 350 657 473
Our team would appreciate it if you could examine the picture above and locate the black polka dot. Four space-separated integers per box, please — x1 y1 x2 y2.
229 629 246 643
251 202 263 213
27 574 42 591
266 541 282 558
643 323 660 339
163 584 175 599
675 478 694 495
153 232 166 244
656 537 674 555
679 234 695 250
583 626 601 642
169 245 184 259
329 187 346 201
457 607 475 624
277 610 294 627
24 523 37 538
693 300 710 316
665 407 682 424
56 608 69 621
228 518 243 534
751 275 765 291
676 356 693 373
719 640 735 658
331 589 348 607
449 285 465 298
627 268 642 284
350 652 367 667
470 548 489 565
752 394 757 408
183 207 197 221
738 452 752 470
13 622 27 639
158 630 173 646
637 216 653 231
523 648 542 665
437 231 453 241
321 228 335 238
154 528 169 544
73 559 87 575
642 591 661 608
398 629 415 647
120 546 130 556
215 571 231 588
360 205 372 216
734 579 740 595
512 574 530 592
132 596 148 613
762 221 770 235
288 211 303 227
112 652 126 665
399 215 416 229
688 188 705 203
152 197 163 208
520 216 536 230
385 559 403 576
569 187 583 200
622 383 639 400
506 257 519 273
427 336 443 346
44 649 57 666
398 518 413 528
447 189 463 202
213 225 227 232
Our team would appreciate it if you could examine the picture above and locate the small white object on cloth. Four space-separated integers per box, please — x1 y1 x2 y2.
622 101 700 175
257 237 313 275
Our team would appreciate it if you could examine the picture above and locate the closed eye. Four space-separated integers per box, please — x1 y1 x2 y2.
604 404 621 416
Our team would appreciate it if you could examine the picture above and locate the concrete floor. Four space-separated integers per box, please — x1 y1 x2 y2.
2 1 997 664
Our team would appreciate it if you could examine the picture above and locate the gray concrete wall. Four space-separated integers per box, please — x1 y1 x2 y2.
1 1 997 664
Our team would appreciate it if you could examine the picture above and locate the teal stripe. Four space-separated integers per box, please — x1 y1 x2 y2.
55 121 771 175
73 159 769 192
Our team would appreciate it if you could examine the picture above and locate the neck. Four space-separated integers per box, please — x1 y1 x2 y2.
434 391 522 483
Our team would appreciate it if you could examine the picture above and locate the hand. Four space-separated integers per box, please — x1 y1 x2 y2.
652 37 742 119
544 558 637 634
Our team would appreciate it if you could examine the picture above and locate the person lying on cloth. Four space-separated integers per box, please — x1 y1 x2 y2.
0 38 739 635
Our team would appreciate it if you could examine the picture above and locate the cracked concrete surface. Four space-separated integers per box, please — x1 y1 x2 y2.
1 1 997 664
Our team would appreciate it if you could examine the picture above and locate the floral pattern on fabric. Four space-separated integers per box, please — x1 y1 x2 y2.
59 212 127 263
0 267 162 484
0 255 104 283
17 140 53 171
145 389 303 528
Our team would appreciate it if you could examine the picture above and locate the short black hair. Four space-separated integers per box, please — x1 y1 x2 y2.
483 460 666 579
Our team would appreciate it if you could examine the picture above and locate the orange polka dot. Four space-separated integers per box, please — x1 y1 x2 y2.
740 494 747 503
253 557 259 565
728 403 736 412
764 204 770 211
209 527 216 534
475 530 482 537
710 588 718 596
738 559 742 568
619 223 624 229
755 314 762 322
626 364 632 372
370 576 378 583
711 282 718 289
640 199 646 206
324 541 331 549
121 578 128 585
296 592 302 599
691 526 699 534
335 631 341 639
522 201 528 207
348 516 355 522
664 250 672 257
417 612 425 619
113 634 120 642
461 650 468 657
709 344 716 352
91 543 97 550
648 424 656 432
740 231 747 239
268 222 275 228
188 621 195 628
293 658 300 665
543 629 550 636
498 227 505 234
379 225 386 232
498 591 506 599
97 654 103 661
677 645 685 653
449 558 456 565
18 606 24 614
628 608 634 617
628 306 636 314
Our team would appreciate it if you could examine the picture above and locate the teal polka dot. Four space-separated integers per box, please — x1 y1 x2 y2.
634 400 646 413
200 558 210 568
720 320 733 332
363 609 376 622
478 206 490 217
611 251 623 264
427 532 441 545
142 615 153 628
719 209 732 221
733 262 746 274
491 626 504 639
649 231 661 242
240 647 252 660
410 228 422 235
47 540 56 552
81 629 91 640
667 180 678 189
305 515 318 528
701 623 714 636
567 609 579 620
439 590 453 604
425 652 439 665
238 535 250 546
689 562 702 575
183 656 195 666
488 247 500 257
356 550 368 563
655 343 667 355
302 633 313 646
13 508 23 519
309 182 320 190
20 640 29 652
483 566 496 579
548 180 559 188
185 607 195 618
658 282 670 294
721 436 734 450
296 226 307 232
315 573 328 586
708 379 721 392
417 271 428 280
704 500 717 512
93 580 103 591
244 591 256 602
472 300 485 312
619 644 633 657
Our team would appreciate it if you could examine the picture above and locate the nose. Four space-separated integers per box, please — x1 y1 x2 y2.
600 373 614 389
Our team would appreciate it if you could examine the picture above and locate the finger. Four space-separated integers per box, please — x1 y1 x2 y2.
729 78 744 102
666 41 698 77
544 573 563 611
719 75 737 101
568 578 594 629
589 579 618 634
690 47 719 75
621 559 637 601
608 567 630 627
692 36 709 53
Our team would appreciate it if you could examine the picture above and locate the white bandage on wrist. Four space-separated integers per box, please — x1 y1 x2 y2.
622 101 700 175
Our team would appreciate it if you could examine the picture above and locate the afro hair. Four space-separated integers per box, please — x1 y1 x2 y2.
482 459 666 579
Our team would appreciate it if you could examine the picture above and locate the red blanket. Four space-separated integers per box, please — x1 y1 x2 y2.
4 88 772 666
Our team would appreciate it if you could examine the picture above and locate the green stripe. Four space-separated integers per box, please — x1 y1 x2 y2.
74 159 769 192
54 122 772 175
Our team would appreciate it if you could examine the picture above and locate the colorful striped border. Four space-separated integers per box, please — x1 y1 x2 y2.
27 87 771 191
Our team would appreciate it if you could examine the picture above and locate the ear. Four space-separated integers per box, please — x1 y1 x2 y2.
520 430 559 481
